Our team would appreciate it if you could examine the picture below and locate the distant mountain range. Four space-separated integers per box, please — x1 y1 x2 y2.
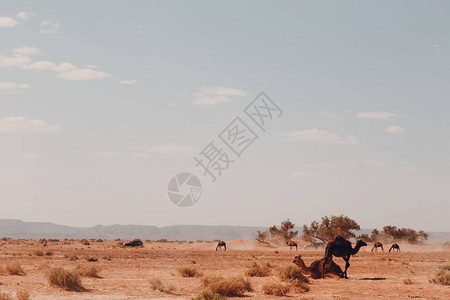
0 219 448 243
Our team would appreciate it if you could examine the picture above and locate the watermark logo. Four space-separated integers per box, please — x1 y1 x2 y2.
168 92 282 207
167 173 202 207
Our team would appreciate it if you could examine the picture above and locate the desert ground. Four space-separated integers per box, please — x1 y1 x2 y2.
0 239 448 299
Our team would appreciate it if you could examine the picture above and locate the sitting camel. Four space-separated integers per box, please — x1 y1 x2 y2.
293 255 343 279
371 242 384 252
287 241 298 251
389 243 400 252
322 236 367 279
215 241 226 251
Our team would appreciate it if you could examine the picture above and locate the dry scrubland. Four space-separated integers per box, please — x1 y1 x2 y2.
0 239 448 299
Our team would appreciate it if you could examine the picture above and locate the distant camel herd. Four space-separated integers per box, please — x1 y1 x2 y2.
215 238 401 279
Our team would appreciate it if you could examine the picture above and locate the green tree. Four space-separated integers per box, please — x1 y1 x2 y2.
302 215 360 243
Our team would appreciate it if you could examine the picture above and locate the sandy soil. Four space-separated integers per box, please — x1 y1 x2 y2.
0 239 448 299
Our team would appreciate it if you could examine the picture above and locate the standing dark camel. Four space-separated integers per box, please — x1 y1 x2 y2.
371 242 384 252
216 241 226 251
293 255 343 279
287 241 298 251
322 236 367 279
389 243 400 252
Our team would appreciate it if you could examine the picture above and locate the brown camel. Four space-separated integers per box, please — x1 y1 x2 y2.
215 241 226 251
322 236 367 279
389 243 400 252
371 242 384 252
287 241 298 250
293 255 344 279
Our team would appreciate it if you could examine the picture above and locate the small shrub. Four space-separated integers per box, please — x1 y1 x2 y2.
15 291 30 300
279 266 308 283
244 264 271 277
0 292 13 300
74 265 101 278
45 267 83 291
45 251 53 256
6 262 25 275
439 265 450 271
149 277 175 293
262 282 290 296
33 250 44 256
191 260 197 264
102 255 112 261
202 276 252 297
291 279 310 292
192 290 225 300
403 278 414 285
86 257 98 262
178 267 200 277
68 254 78 261
430 270 450 286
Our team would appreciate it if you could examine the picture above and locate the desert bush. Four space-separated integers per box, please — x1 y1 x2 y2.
303 215 360 243
86 257 98 262
278 266 308 283
102 255 112 261
149 277 175 293
191 290 225 300
262 282 290 296
244 264 271 277
45 267 83 291
178 267 200 277
74 265 101 278
67 254 78 261
403 278 414 285
33 250 44 256
291 279 310 292
15 291 30 300
0 292 13 300
430 270 450 286
202 276 252 297
81 239 90 246
6 263 25 275
439 265 450 271
45 251 53 256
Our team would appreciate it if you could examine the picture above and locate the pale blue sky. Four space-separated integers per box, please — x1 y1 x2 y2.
0 1 449 231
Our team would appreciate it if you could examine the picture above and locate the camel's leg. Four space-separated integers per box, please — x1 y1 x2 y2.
224 245 226 251
216 245 218 251
381 245 384 251
295 245 298 251
343 256 350 279
322 247 332 278
371 246 374 252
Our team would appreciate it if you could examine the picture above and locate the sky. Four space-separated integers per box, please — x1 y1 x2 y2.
0 0 449 231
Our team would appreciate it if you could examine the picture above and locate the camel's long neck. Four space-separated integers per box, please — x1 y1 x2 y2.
294 259 311 274
351 244 362 255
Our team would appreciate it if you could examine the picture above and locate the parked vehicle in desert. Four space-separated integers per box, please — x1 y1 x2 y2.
123 239 143 247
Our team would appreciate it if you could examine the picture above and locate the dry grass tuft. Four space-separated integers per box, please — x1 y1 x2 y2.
403 278 414 285
262 282 290 296
244 263 271 277
86 257 98 262
149 277 176 294
74 265 101 278
191 290 225 300
45 267 84 291
430 270 450 286
102 255 112 261
278 266 308 283
178 267 201 277
202 276 252 297
6 262 25 275
33 250 44 256
15 291 30 300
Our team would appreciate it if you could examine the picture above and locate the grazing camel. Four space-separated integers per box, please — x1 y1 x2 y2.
293 255 344 279
371 242 384 252
389 243 400 252
287 241 298 250
322 236 367 279
215 241 226 251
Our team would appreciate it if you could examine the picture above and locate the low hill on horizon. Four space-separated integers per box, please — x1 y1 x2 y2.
0 219 448 243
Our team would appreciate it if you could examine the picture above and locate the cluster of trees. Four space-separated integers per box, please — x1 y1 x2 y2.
256 215 428 244
359 226 429 243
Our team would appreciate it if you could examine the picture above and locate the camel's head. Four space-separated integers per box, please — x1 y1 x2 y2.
292 255 302 264
356 240 368 247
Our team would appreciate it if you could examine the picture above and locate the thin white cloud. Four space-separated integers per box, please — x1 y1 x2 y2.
119 79 138 85
357 112 403 120
291 171 321 178
12 46 40 56
385 126 406 134
433 44 445 53
16 12 37 20
193 86 246 105
0 117 61 133
0 53 31 68
22 154 45 159
148 145 198 155
0 82 30 91
363 160 387 167
94 152 121 157
0 17 19 28
280 128 358 144
24 61 77 72
40 21 61 35
58 68 111 81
